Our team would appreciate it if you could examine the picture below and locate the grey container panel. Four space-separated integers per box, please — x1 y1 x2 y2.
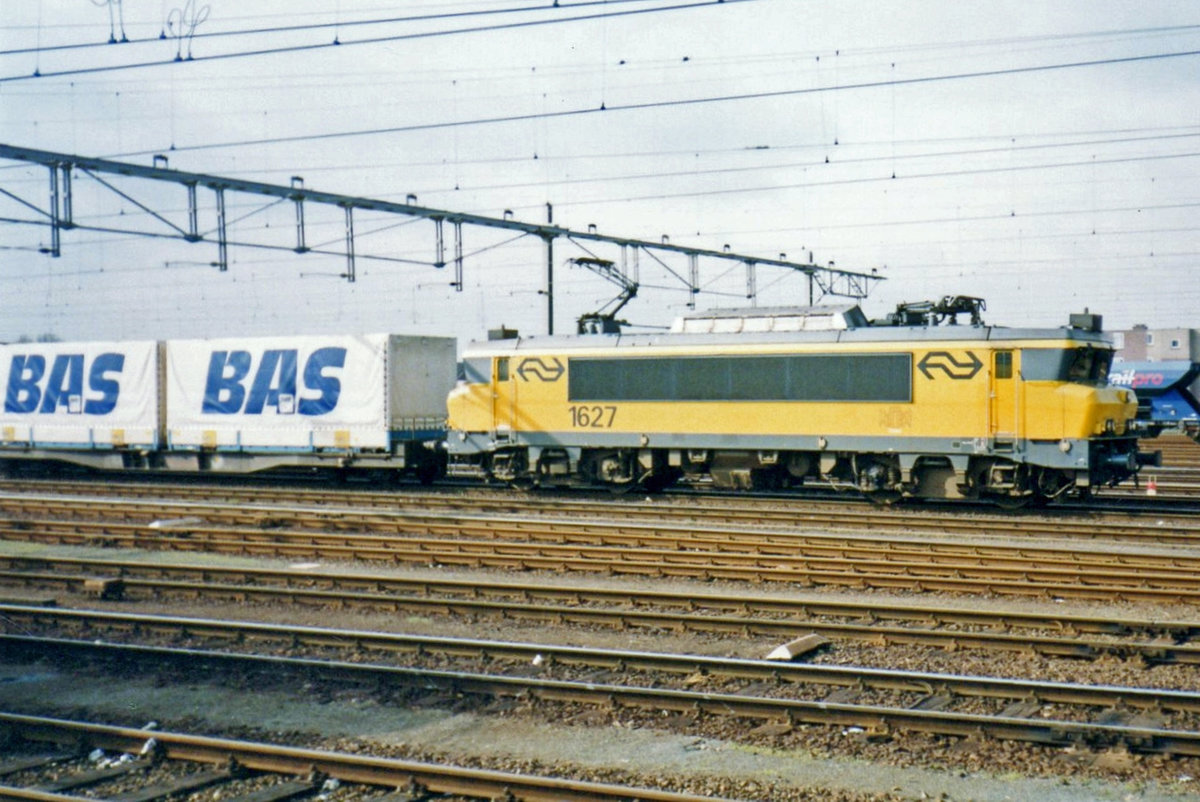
385 336 458 428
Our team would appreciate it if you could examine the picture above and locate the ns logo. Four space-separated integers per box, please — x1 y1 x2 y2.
4 353 125 415
202 348 347 415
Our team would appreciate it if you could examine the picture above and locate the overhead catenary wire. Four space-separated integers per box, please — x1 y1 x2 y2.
5 13 1198 58
78 47 1200 157
142 123 1200 176
7 126 1195 207
2 121 1190 184
5 202 1196 265
1 4 1196 337
0 0 693 57
549 150 1200 207
5 24 1198 104
392 132 1200 198
0 0 750 83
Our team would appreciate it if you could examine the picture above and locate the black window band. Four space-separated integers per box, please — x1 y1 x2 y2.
568 353 912 403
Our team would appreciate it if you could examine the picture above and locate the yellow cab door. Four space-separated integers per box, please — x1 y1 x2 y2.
492 356 516 434
989 349 1020 442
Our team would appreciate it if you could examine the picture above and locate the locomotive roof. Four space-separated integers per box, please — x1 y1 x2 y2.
670 304 868 332
466 323 1115 354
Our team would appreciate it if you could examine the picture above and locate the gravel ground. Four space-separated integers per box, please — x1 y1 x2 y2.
2 661 1196 802
4 539 1200 800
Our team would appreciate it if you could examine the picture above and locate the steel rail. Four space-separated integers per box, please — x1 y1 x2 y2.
3 552 1197 638
5 635 1200 757
2 493 1200 575
4 513 1199 580
6 519 1200 604
0 788 96 801
1154 436 1200 462
2 485 1200 545
3 606 1199 716
0 712 721 802
4 562 1200 663
3 508 1200 587
6 472 1200 506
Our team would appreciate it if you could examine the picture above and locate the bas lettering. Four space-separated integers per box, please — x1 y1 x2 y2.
202 347 346 415
4 353 125 415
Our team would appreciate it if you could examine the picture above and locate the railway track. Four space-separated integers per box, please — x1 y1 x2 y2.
5 606 1200 758
3 453 1199 791
4 554 1200 664
0 712 717 802
4 487 1200 556
7 473 1200 535
1154 435 1200 466
8 500 1200 579
4 492 1200 602
0 473 1200 523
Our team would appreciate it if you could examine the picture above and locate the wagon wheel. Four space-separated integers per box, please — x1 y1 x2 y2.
415 460 440 486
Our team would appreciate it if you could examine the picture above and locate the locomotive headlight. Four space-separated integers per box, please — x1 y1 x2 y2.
1059 440 1072 453
1104 418 1116 434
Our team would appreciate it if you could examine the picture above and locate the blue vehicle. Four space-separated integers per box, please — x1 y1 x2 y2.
1110 361 1200 441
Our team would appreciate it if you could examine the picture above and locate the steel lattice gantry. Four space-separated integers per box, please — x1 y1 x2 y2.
0 143 883 333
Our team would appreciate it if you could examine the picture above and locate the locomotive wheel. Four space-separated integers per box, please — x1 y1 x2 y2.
991 493 1030 510
865 489 902 506
508 476 537 492
640 469 681 494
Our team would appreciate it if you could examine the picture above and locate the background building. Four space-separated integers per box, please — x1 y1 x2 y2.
1113 325 1200 362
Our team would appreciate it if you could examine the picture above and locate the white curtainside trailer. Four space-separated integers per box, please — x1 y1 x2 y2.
0 333 456 479
164 333 456 475
0 339 162 469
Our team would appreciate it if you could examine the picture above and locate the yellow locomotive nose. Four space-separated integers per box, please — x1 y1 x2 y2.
1052 383 1135 439
1091 385 1137 436
447 380 492 434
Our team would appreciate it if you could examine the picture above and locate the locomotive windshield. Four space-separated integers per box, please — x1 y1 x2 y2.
1021 346 1113 385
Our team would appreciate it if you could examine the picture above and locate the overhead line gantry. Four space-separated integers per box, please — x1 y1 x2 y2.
0 143 883 334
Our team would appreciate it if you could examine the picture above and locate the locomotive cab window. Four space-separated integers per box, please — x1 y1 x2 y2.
1087 348 1113 382
994 351 1013 379
496 357 509 382
1021 347 1113 385
1066 349 1092 381
462 357 489 383
1066 346 1112 384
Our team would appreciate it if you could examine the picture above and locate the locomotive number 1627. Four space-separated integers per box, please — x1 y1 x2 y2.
568 405 617 428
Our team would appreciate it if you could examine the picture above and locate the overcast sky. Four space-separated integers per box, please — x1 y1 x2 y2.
1 0 1198 344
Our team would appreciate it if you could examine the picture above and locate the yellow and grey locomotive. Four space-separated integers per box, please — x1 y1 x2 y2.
447 298 1153 505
